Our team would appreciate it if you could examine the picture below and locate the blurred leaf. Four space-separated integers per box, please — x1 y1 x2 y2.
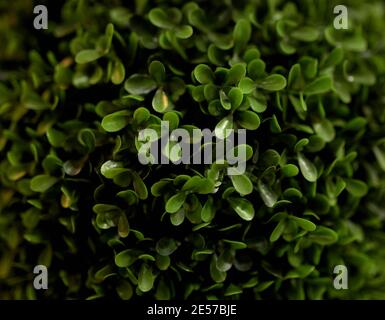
230 174 253 195
30 175 59 192
286 265 315 279
233 19 251 52
152 88 172 113
166 192 186 213
290 216 316 231
237 111 260 130
309 226 338 245
149 8 175 29
259 74 287 91
345 179 368 197
115 249 137 268
124 74 157 95
138 264 155 292
270 219 286 242
116 280 133 300
313 118 335 142
298 152 317 182
194 64 214 84
149 60 166 83
75 49 102 64
258 180 278 208
303 76 332 95
102 110 131 132
228 197 255 221
156 238 178 256
215 116 233 140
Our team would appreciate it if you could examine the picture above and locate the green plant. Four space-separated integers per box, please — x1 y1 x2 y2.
1 0 385 300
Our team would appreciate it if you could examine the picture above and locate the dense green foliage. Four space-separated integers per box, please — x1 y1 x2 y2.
1 0 385 300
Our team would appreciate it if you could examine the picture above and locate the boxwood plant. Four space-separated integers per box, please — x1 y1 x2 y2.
1 0 385 300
